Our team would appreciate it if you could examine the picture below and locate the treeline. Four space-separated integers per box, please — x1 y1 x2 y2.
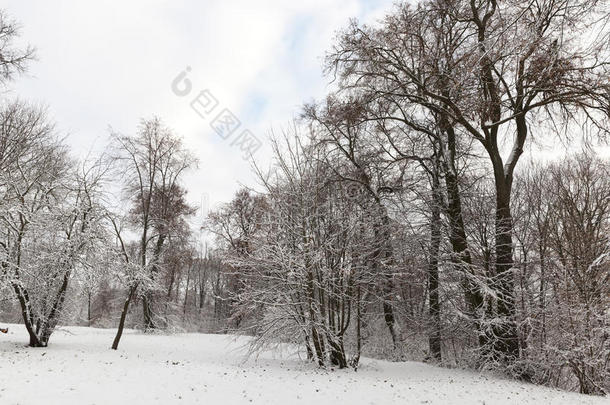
205 0 610 396
0 104 234 348
207 132 610 394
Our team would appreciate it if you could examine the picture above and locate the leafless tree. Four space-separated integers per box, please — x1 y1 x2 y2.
111 117 196 332
0 105 108 346
0 9 34 88
326 0 610 364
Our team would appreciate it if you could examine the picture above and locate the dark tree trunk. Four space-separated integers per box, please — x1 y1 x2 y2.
15 267 72 348
183 265 191 315
87 291 92 327
142 294 155 330
199 278 206 310
213 271 222 320
11 281 42 347
374 205 399 348
328 336 348 368
306 267 325 365
382 301 397 347
428 165 442 361
166 271 175 300
310 324 325 366
441 125 486 347
142 233 167 330
112 285 137 350
305 336 314 360
491 182 519 361
353 284 363 369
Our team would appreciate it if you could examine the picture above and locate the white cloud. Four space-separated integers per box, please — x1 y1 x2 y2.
3 0 394 215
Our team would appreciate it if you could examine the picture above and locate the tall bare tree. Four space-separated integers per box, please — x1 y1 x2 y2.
112 117 196 331
326 0 610 363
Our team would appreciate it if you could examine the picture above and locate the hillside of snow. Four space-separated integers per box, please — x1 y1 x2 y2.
0 324 606 405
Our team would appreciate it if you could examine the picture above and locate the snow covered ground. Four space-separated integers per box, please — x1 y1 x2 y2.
0 324 607 405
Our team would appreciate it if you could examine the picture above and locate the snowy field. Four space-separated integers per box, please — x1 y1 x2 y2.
0 325 607 405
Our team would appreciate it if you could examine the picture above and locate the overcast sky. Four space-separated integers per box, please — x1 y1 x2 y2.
5 0 608 234
3 0 394 219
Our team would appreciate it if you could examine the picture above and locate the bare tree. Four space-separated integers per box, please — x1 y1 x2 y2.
0 9 34 88
0 105 108 346
205 188 267 329
111 117 196 332
326 0 610 364
502 153 609 393
304 100 412 348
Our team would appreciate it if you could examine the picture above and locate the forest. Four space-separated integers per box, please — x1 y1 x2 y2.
0 0 609 400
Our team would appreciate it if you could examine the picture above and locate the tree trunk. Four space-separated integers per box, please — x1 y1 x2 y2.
353 284 362 369
441 125 486 347
375 205 399 348
142 294 155 330
492 183 519 361
11 282 43 347
142 233 167 330
199 277 206 310
87 291 92 327
112 285 137 350
328 336 348 368
183 265 191 317
166 271 175 300
428 165 442 361
306 265 325 365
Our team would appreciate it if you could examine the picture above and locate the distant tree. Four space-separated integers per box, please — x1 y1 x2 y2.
514 154 610 394
205 187 268 328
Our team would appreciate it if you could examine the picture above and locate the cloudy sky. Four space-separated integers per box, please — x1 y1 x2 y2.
4 0 394 218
